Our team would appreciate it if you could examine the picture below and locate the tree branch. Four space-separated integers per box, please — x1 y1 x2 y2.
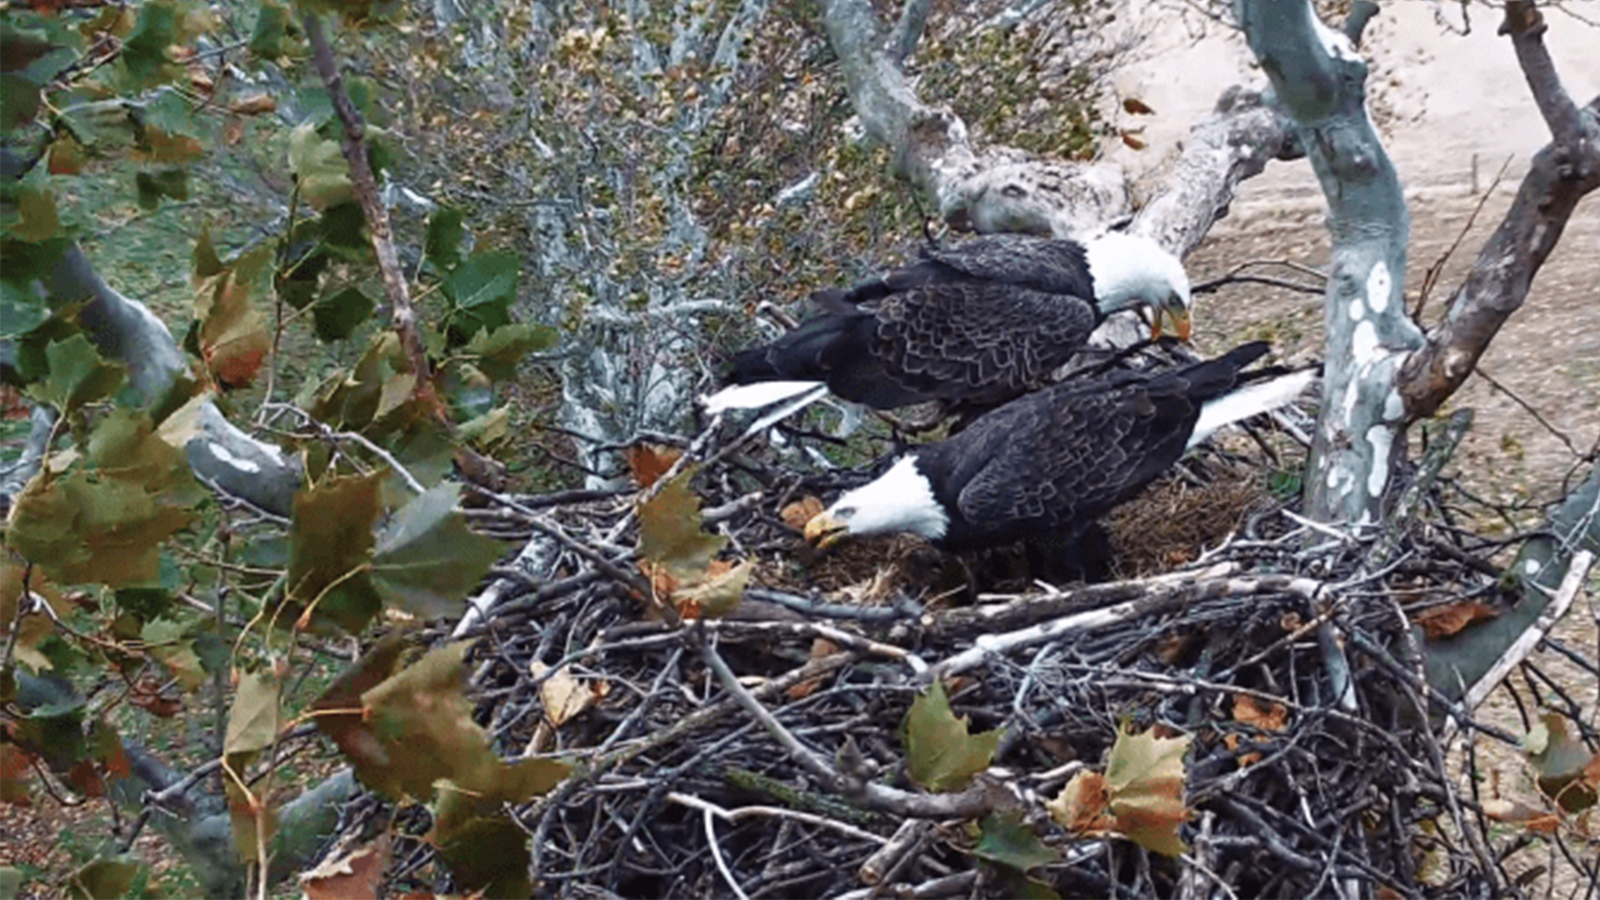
1130 86 1301 256
886 0 935 63
819 0 1129 237
1397 6 1600 420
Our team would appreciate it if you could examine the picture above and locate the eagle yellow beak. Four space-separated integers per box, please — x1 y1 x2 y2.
803 512 850 550
1151 306 1192 342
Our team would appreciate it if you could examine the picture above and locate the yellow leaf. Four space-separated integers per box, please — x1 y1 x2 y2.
1104 725 1192 856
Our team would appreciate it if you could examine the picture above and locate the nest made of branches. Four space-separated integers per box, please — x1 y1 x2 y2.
322 395 1598 899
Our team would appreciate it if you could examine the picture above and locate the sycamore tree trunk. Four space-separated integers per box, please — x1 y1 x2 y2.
1236 0 1422 527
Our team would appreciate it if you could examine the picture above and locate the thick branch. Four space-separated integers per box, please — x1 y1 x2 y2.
1131 86 1300 256
820 0 1128 236
1397 8 1600 419
1238 0 1421 526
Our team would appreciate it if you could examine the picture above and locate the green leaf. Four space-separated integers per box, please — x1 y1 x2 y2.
10 187 59 242
424 206 465 271
637 467 725 579
288 122 352 209
311 286 374 342
433 804 531 899
120 0 182 88
442 252 518 343
193 243 270 389
285 472 383 633
318 201 367 250
1104 726 1191 857
464 321 558 381
904 680 1002 792
225 671 282 758
65 857 140 900
24 333 126 413
973 810 1060 872
193 228 223 278
248 1 291 58
141 618 206 689
370 483 505 619
135 168 189 211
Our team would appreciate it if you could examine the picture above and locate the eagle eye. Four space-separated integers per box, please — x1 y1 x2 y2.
835 506 856 519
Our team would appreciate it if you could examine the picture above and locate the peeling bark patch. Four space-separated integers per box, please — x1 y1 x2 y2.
1352 320 1380 365
1523 559 1541 575
1313 18 1358 62
1384 389 1403 422
1349 297 1365 320
1365 261 1391 313
1444 349 1470 380
1365 425 1391 497
207 442 262 474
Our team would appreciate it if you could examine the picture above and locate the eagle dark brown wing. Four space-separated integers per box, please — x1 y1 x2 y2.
916 343 1270 550
815 234 1095 307
863 281 1097 406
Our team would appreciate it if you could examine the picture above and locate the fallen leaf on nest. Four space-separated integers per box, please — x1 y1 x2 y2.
1415 600 1500 639
781 496 824 530
627 443 681 488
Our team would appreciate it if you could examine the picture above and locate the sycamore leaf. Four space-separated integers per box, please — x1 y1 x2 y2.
423 206 464 272
1104 726 1192 857
286 472 383 633
311 286 374 342
370 483 505 619
248 1 290 58
300 836 388 900
1527 712 1598 812
224 671 282 758
972 810 1060 872
141 619 206 689
432 797 532 899
1048 770 1113 835
674 558 750 620
5 410 197 588
626 443 681 489
330 642 570 802
532 661 596 728
1415 601 1501 639
13 186 59 242
65 857 140 900
904 680 1002 792
638 467 725 578
288 122 352 209
193 243 271 389
25 334 126 413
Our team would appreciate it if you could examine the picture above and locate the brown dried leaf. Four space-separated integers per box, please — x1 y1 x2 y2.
781 496 825 530
1105 726 1192 857
1415 601 1501 639
627 443 681 488
1120 130 1147 151
1048 770 1114 835
786 638 839 700
531 662 595 727
229 93 277 115
1232 694 1288 732
301 835 389 900
1122 96 1156 115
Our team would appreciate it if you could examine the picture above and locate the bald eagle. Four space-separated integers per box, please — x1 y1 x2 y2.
802 342 1315 555
703 232 1192 414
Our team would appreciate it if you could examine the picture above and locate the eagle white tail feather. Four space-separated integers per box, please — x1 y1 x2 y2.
1188 369 1319 450
701 380 826 414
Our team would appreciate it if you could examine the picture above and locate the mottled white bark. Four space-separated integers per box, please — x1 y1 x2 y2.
820 0 1130 238
1237 0 1422 526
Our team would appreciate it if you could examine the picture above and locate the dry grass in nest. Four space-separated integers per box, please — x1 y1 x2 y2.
1107 461 1274 578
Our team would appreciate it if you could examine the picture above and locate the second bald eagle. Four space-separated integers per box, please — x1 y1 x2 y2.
703 232 1193 413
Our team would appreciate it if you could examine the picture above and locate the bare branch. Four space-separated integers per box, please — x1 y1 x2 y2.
820 0 1129 237
1398 8 1600 420
886 0 935 63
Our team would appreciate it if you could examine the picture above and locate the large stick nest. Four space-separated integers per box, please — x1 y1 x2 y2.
339 394 1593 899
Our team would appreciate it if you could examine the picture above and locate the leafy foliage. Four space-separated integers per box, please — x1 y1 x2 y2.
1049 724 1193 857
903 680 1002 793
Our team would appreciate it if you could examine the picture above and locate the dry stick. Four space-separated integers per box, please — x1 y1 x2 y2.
1471 366 1584 458
1412 154 1514 320
858 818 931 885
697 636 996 819
301 13 428 385
666 791 888 846
928 571 1325 681
1440 549 1594 746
